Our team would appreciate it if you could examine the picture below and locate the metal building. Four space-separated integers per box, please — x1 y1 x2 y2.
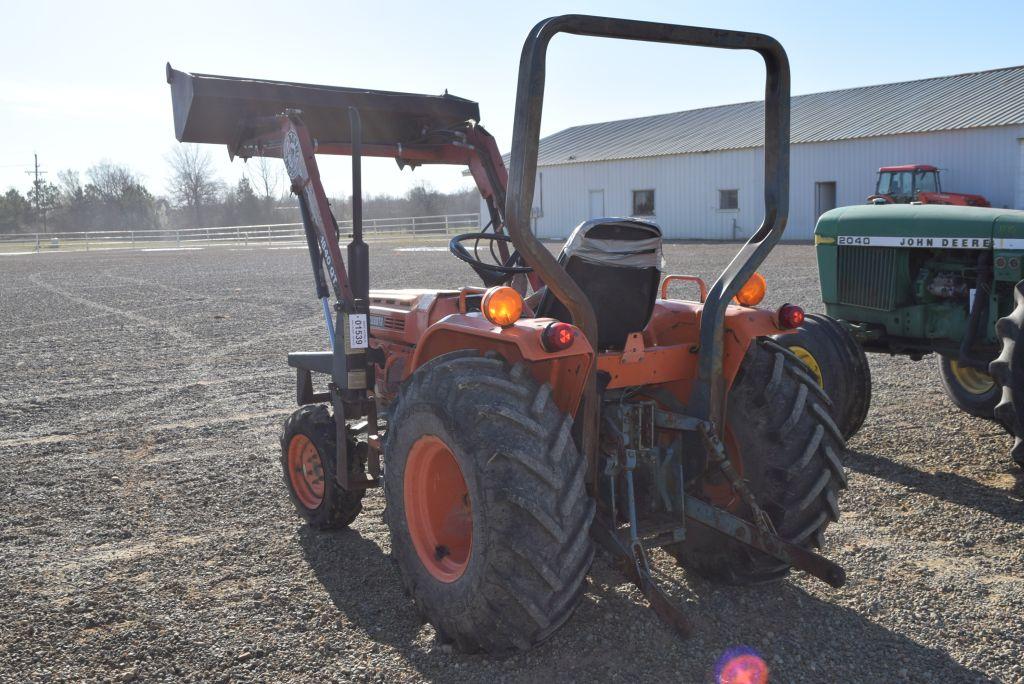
499 65 1024 241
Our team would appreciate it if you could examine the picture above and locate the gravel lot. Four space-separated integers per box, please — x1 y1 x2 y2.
1 242 1022 683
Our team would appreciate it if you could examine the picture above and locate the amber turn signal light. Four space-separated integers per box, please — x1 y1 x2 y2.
777 303 805 329
541 321 576 352
735 272 767 306
482 286 523 327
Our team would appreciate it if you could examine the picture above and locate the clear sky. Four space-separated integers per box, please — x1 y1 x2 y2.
2 0 1023 201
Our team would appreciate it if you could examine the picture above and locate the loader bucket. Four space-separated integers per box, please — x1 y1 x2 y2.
166 64 480 149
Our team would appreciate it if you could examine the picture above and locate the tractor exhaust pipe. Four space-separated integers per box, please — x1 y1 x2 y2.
347 107 369 302
336 107 371 404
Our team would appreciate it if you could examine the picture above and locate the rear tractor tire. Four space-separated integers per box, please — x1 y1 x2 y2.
383 351 595 655
938 355 999 420
279 404 366 529
991 280 1024 469
772 313 871 439
669 337 847 584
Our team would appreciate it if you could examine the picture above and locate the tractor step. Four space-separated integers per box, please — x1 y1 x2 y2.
288 351 333 374
289 352 333 405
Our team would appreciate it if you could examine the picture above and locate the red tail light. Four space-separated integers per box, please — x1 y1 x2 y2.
777 304 805 329
541 322 576 352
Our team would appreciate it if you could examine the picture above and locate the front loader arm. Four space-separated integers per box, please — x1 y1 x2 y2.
280 115 354 306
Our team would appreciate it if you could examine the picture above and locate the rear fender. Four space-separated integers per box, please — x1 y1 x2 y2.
628 300 790 395
409 314 594 416
720 305 793 386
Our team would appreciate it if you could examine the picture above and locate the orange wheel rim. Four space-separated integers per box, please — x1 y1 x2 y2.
404 435 472 583
288 434 325 509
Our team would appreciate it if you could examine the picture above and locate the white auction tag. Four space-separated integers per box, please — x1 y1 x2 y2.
348 314 369 349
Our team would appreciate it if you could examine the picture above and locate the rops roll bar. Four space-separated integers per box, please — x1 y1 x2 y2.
505 14 790 433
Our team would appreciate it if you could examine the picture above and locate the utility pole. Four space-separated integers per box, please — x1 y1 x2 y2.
25 153 48 233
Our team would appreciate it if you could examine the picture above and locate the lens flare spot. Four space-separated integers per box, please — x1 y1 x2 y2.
716 647 769 684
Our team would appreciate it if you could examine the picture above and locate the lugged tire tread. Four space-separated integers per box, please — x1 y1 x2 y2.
278 404 365 529
797 470 833 513
790 424 824 475
383 351 594 654
780 383 809 434
991 281 1024 468
822 445 848 488
667 337 846 584
792 510 830 544
771 314 872 439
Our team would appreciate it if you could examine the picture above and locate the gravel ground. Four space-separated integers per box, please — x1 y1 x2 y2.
1 242 1022 683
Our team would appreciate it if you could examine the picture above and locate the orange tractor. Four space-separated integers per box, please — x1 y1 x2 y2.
168 15 847 652
867 164 990 206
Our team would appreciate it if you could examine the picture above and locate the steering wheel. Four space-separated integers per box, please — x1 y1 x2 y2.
449 232 533 286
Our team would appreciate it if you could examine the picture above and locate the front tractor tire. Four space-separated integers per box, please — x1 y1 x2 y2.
383 351 595 655
772 313 871 440
991 281 1024 469
670 338 847 584
938 355 1000 419
279 404 366 529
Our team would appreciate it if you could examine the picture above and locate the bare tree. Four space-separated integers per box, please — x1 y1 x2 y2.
85 161 157 230
166 145 224 225
249 155 284 200
406 181 442 216
56 169 83 202
88 162 145 201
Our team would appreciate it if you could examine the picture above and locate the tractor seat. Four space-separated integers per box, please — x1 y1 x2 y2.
534 218 663 351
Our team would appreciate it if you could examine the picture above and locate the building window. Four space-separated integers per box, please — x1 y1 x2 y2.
632 189 655 216
719 189 738 211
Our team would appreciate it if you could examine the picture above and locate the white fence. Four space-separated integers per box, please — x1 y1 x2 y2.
0 213 481 255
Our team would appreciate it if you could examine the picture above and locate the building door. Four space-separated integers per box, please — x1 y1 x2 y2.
815 181 837 219
1016 138 1024 209
588 189 605 219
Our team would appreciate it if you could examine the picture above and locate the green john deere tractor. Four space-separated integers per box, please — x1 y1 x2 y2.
775 203 1024 468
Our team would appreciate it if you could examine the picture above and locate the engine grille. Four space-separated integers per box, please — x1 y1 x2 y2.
837 246 900 311
369 313 406 332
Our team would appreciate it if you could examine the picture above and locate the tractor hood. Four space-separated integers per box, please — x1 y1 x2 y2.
815 204 1024 250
